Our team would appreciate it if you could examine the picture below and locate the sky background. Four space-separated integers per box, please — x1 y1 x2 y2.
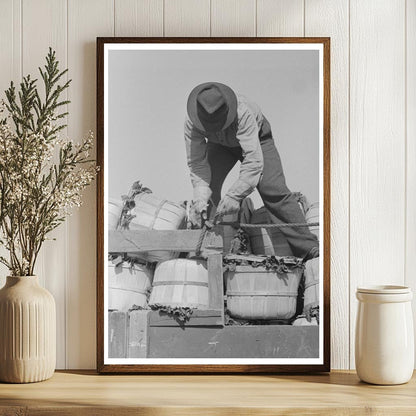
108 48 319 208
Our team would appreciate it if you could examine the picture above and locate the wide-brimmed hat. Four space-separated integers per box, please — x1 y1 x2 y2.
187 82 237 132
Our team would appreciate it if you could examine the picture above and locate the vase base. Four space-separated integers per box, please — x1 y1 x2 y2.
0 358 55 384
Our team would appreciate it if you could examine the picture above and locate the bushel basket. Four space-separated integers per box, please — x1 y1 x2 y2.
149 258 209 309
108 262 153 312
303 257 319 313
225 263 303 321
123 191 186 263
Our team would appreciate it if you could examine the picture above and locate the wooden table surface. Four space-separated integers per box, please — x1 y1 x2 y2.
0 370 415 415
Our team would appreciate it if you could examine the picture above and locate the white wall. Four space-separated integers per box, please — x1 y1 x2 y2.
0 0 414 370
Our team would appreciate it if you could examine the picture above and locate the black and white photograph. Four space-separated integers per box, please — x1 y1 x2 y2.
98 39 330 372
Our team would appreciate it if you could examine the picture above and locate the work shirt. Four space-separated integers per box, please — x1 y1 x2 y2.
184 94 273 201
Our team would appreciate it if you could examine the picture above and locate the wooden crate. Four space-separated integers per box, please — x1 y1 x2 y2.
108 310 319 359
109 228 225 323
147 325 319 359
108 228 318 360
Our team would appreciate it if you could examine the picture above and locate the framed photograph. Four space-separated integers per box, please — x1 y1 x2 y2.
97 37 330 373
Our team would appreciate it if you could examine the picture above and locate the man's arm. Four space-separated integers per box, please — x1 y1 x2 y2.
184 117 212 201
225 104 264 201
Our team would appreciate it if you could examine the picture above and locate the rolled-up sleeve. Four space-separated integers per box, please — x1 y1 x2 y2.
226 104 264 201
184 117 211 189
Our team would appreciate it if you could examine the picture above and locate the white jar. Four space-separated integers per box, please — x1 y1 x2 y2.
355 285 414 385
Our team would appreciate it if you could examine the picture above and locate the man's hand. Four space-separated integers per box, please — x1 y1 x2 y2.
216 195 240 218
189 199 208 228
189 186 211 228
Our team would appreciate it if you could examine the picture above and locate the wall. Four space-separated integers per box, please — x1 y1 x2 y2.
0 0 414 370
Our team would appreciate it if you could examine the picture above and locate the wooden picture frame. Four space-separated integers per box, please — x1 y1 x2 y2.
97 37 330 373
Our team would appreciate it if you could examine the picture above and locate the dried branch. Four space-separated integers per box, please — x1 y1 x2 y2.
0 49 97 276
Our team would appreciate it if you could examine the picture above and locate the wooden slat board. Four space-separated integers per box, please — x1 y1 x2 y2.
0 0 21 289
164 0 211 37
257 0 304 36
66 0 114 369
22 0 68 369
114 0 163 37
349 0 406 368
148 325 319 358
305 0 350 370
128 310 151 358
406 0 416 365
0 0 21 96
108 311 127 358
109 229 223 252
207 252 225 313
211 0 256 37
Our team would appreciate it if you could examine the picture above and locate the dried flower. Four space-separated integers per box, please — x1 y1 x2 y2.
0 48 97 276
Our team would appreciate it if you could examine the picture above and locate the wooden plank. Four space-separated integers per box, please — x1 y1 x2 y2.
164 0 210 37
128 310 151 358
406 0 416 367
257 0 304 36
149 309 223 327
207 253 225 321
305 0 350 370
115 0 163 36
1 371 416 414
108 311 127 358
0 0 21 96
109 229 223 253
22 0 67 369
349 0 406 369
225 253 269 262
66 0 114 371
0 0 21 289
148 325 319 358
211 0 256 37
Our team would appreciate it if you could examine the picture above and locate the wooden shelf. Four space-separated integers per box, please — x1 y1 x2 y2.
0 370 415 415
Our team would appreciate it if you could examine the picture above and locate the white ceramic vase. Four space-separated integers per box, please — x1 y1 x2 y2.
355 285 414 385
0 276 56 383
